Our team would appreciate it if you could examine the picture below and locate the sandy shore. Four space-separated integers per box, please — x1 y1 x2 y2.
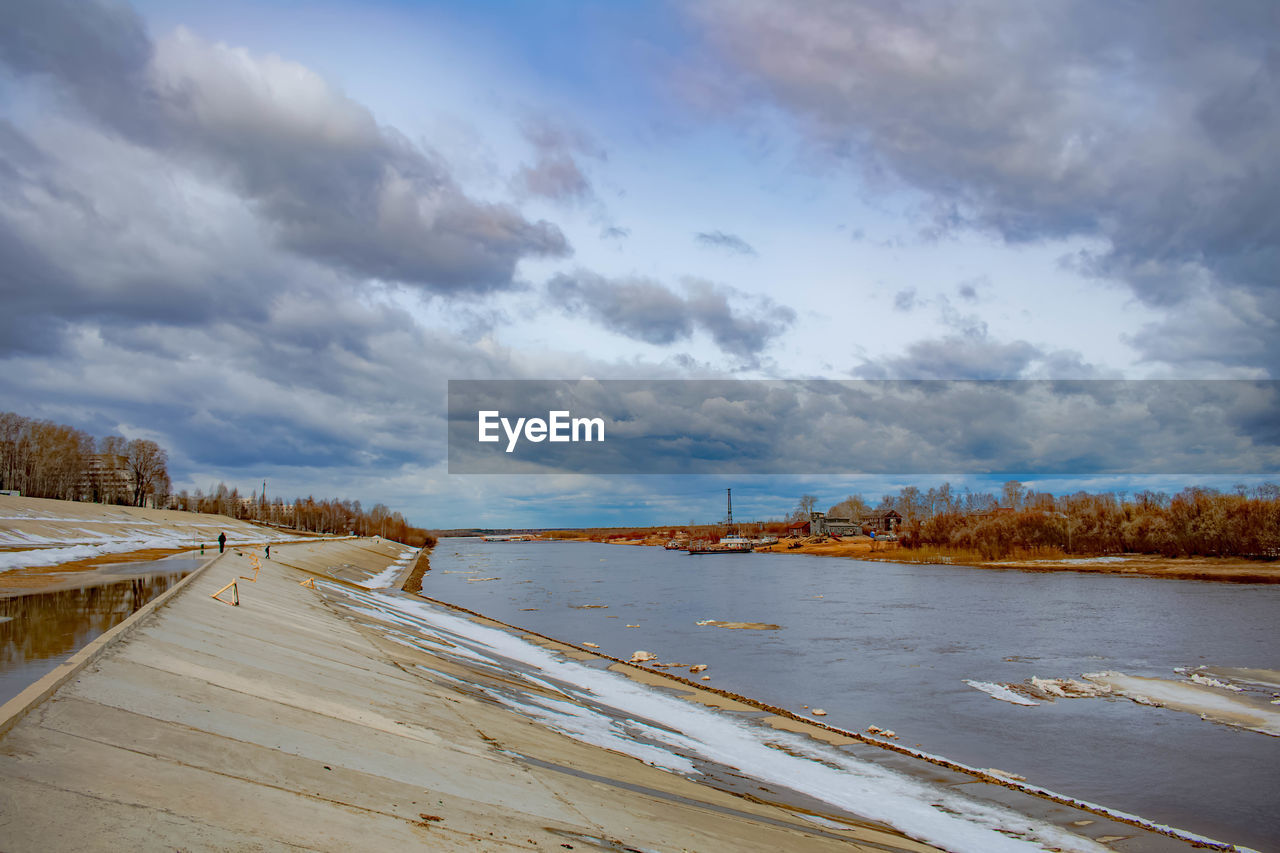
599 534 1280 584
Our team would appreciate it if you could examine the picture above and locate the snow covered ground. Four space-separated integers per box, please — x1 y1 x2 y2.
0 495 321 572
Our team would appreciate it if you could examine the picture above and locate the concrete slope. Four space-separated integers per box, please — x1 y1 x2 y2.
0 494 303 548
0 540 941 852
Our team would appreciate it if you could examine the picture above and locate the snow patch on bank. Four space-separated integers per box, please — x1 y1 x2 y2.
357 547 417 589
0 524 317 573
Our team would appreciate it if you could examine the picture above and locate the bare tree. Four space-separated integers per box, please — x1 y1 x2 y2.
126 439 168 507
791 494 818 521
0 412 26 491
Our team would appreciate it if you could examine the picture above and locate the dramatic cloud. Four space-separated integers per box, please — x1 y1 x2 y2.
684 0 1280 374
547 270 794 360
695 230 757 255
0 0 568 295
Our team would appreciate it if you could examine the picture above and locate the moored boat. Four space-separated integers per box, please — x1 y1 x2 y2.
687 536 752 554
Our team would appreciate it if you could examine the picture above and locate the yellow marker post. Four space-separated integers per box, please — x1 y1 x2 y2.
210 580 239 606
299 577 316 589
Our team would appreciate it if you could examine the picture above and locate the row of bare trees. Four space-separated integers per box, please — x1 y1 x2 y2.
824 481 1280 559
0 411 169 507
169 483 435 548
0 411 433 548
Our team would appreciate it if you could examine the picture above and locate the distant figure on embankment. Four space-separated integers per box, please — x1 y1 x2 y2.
218 532 226 553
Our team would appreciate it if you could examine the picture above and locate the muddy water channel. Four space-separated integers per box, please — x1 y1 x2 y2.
0 558 201 705
427 539 1280 851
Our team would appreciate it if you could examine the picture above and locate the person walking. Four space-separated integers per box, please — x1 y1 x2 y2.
218 532 226 553
265 544 270 560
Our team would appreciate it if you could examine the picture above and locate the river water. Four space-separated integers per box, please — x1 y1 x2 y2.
424 539 1280 851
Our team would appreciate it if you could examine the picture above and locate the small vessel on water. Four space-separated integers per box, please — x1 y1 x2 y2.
688 490 754 554
687 539 752 554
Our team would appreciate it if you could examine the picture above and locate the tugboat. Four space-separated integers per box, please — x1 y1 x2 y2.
687 537 752 554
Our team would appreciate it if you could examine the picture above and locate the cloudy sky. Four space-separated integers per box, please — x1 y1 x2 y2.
2 0 1277 527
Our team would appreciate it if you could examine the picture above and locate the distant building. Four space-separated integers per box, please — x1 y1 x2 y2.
81 453 134 503
857 509 902 534
787 519 811 537
808 508 902 537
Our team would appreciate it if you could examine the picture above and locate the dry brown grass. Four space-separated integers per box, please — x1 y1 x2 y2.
876 544 1070 565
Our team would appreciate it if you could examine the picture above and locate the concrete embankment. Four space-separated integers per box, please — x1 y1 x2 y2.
0 539 938 851
0 538 1241 851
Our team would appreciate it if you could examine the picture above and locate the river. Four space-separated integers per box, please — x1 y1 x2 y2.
423 538 1280 851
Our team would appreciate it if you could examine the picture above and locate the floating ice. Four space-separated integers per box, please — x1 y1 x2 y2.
1188 673 1243 692
1029 677 1110 699
964 679 1040 706
1083 671 1280 737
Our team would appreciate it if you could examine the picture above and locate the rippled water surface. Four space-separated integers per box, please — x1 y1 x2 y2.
425 539 1280 851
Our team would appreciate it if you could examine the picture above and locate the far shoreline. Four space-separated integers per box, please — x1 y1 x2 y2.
540 533 1280 584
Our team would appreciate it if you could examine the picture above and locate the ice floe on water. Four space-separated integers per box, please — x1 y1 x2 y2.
1027 677 1110 699
1187 673 1243 692
1079 671 1280 737
327 584 1125 853
963 679 1040 706
695 619 781 630
1017 667 1280 737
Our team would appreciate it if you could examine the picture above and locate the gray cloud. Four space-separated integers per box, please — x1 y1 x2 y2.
547 270 794 360
893 288 918 312
853 312 1104 380
549 271 692 345
685 0 1280 374
0 1 568 295
854 335 1044 380
515 117 603 204
517 154 593 203
682 278 793 358
957 279 982 302
695 230 757 255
